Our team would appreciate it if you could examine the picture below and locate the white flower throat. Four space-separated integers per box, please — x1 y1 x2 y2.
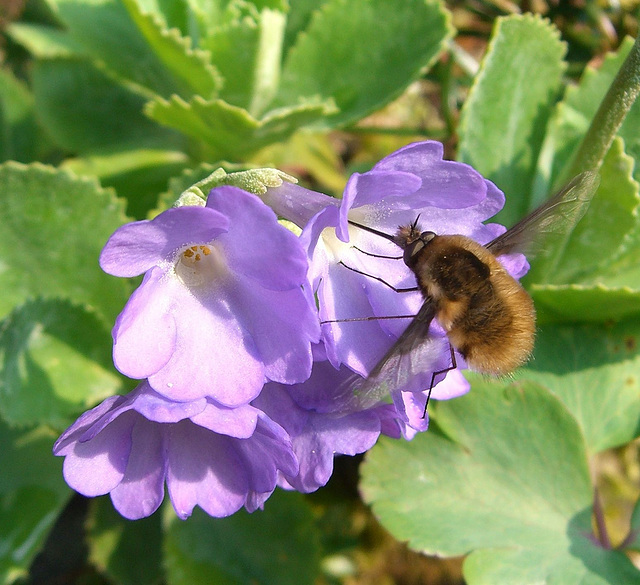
175 243 229 288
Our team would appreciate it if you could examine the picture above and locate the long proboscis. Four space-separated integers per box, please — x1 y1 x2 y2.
347 220 397 243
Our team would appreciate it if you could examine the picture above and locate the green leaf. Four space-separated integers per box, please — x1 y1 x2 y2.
200 3 287 115
145 94 334 159
0 162 131 321
62 149 190 219
7 22 87 58
527 137 640 285
49 0 218 98
532 284 640 324
542 36 640 188
519 317 640 452
32 58 185 154
360 380 640 584
164 490 321 585
0 422 69 581
88 497 164 585
0 299 123 428
458 14 567 227
275 0 452 128
120 0 222 98
551 138 639 284
0 68 42 163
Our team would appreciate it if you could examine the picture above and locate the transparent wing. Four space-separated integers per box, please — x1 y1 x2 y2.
336 301 440 412
487 171 600 258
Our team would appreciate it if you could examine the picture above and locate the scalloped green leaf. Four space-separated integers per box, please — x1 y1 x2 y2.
528 137 640 285
0 162 130 321
49 0 217 98
164 490 321 585
0 422 69 580
360 380 640 584
62 149 190 219
519 317 640 453
145 94 334 159
201 5 286 114
542 36 640 188
554 138 639 283
458 14 567 227
32 58 185 154
0 299 123 428
275 0 452 128
531 284 640 323
121 0 222 98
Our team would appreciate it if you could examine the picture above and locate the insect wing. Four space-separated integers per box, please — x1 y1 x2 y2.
342 301 443 411
486 171 600 258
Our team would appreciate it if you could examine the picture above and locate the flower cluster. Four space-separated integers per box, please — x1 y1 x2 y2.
54 141 523 519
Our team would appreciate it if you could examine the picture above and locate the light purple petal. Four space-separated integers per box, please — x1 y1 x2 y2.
190 402 259 438
285 411 380 493
62 411 136 496
110 418 166 519
227 279 316 384
372 141 488 209
53 395 124 454
206 186 309 291
100 207 229 277
147 281 264 405
132 381 208 422
337 171 421 240
112 268 176 380
166 422 248 519
261 181 338 228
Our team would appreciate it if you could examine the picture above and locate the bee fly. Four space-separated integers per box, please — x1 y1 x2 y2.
343 171 600 414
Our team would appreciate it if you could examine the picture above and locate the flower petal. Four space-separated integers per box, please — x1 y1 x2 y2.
207 186 309 291
112 268 176 380
166 423 248 519
100 207 229 277
110 418 166 519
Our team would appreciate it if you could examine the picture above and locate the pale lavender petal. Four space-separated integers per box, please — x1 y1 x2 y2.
285 411 380 493
112 268 176 380
53 395 123 454
166 422 248 519
132 382 208 422
110 418 166 519
190 402 260 438
206 186 308 290
337 171 421 240
372 141 488 208
100 207 228 277
228 279 316 384
147 283 264 405
62 411 136 496
261 181 338 229
430 368 470 401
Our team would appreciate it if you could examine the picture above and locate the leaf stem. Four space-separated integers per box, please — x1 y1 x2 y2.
565 35 640 179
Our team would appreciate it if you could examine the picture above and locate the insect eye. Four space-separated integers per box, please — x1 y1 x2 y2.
420 231 436 243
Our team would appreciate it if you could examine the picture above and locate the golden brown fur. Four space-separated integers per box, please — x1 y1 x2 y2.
398 231 535 376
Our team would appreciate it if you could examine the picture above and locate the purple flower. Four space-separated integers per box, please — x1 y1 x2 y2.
255 358 387 493
266 142 526 396
100 186 319 406
53 381 298 519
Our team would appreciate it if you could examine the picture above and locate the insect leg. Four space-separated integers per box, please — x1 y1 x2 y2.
422 344 457 419
351 245 403 260
338 261 419 293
